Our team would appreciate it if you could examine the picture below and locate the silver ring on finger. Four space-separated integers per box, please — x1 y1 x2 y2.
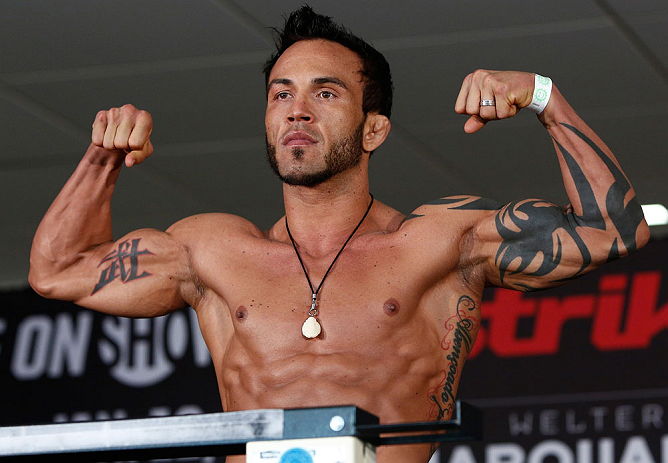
480 99 495 107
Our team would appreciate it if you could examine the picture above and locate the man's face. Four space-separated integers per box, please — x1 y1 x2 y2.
264 39 367 186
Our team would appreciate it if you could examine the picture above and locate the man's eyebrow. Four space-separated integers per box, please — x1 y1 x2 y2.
267 78 293 90
266 76 349 92
312 76 348 89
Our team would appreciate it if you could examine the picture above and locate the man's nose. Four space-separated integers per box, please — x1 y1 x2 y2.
287 97 313 123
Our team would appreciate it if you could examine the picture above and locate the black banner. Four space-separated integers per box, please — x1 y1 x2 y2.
0 294 222 426
443 396 668 462
442 239 668 462
0 240 666 463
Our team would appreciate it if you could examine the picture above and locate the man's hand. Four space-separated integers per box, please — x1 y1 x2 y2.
454 70 535 134
91 104 153 167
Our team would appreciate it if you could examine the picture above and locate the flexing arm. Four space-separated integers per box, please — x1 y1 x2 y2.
29 105 195 316
453 70 650 290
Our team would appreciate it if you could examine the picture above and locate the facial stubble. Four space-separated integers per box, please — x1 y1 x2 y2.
266 121 365 187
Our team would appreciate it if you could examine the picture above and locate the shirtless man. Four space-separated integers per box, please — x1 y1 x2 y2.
28 6 649 462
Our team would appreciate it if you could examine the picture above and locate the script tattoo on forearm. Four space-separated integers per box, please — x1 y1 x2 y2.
428 295 478 422
92 238 154 294
493 123 644 288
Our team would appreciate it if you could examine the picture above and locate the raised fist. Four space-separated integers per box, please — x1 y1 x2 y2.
454 70 535 134
92 104 153 167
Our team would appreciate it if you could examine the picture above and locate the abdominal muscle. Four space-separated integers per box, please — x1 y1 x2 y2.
216 322 450 463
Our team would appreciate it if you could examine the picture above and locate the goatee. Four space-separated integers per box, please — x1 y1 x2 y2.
266 122 364 187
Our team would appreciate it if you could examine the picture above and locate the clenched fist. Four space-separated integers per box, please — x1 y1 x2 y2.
455 70 535 134
92 104 153 167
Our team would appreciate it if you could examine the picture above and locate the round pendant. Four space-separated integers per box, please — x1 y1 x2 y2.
301 316 321 339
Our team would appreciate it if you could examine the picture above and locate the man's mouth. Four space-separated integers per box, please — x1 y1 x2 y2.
282 131 318 146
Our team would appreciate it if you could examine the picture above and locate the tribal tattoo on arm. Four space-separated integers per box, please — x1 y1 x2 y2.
413 123 645 290
492 123 644 289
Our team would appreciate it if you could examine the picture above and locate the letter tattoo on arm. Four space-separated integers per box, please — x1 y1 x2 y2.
428 295 478 422
92 238 154 295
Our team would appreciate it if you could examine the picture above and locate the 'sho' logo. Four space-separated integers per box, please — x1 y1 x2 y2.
98 309 210 388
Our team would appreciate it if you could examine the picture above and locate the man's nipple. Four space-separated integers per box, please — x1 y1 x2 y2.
383 298 400 316
235 306 248 321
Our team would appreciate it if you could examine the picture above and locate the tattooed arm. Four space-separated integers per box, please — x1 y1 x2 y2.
29 105 197 317
452 71 650 290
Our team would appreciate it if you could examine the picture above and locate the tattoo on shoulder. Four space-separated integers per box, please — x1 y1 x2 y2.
429 196 503 211
404 196 502 221
92 238 154 295
404 212 425 221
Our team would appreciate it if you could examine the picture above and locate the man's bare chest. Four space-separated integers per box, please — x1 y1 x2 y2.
189 231 475 355
215 244 417 329
190 233 444 342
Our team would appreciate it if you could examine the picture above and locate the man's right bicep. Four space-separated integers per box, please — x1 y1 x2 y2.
37 229 192 318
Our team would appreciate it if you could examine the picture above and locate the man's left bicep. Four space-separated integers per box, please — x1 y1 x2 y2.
478 199 621 291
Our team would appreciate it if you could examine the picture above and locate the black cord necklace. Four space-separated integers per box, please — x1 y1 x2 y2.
285 194 374 339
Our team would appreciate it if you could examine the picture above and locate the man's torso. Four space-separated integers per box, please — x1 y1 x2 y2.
176 203 486 461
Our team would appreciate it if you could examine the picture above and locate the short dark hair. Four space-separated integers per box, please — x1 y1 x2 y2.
263 5 393 119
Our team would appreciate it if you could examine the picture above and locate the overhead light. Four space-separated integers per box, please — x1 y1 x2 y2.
641 204 668 226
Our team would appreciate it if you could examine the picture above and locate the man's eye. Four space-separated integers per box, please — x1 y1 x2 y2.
275 92 290 100
319 91 335 99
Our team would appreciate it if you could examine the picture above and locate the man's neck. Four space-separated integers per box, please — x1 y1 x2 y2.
281 178 373 257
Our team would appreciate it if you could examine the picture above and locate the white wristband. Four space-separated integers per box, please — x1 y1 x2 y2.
527 74 552 114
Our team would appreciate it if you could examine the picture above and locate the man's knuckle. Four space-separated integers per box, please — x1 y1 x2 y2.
473 69 489 80
120 104 137 118
106 108 120 122
136 110 152 125
482 74 499 88
493 82 508 94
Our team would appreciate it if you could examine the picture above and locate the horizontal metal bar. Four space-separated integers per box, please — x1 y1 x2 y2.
358 420 463 434
0 409 283 459
0 402 481 460
356 401 482 444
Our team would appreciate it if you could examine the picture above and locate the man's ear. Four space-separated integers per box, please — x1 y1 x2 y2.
362 113 391 153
